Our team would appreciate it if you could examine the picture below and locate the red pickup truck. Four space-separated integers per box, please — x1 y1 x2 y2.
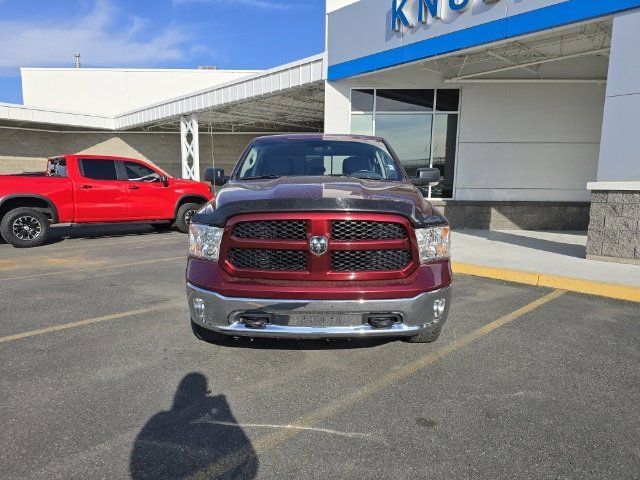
187 134 451 344
0 155 213 248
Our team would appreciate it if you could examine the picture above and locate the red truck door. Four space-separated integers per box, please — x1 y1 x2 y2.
119 160 175 220
74 158 130 222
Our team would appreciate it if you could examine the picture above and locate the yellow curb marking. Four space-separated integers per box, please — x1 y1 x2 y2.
452 262 640 303
0 300 184 344
188 289 566 480
0 256 185 282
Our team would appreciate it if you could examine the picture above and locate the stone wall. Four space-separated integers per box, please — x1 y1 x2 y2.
431 201 590 231
586 191 640 264
0 129 258 179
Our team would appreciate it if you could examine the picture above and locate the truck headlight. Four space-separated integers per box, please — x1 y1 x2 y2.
415 225 450 263
189 223 223 261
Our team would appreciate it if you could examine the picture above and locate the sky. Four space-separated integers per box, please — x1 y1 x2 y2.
0 0 326 104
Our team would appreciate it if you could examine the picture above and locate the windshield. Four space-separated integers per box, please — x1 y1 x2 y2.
235 139 404 181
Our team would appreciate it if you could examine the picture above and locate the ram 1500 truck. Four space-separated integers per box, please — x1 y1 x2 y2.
0 155 213 248
186 135 451 344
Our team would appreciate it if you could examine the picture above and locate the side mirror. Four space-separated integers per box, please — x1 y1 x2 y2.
204 167 227 184
411 167 441 187
159 175 169 186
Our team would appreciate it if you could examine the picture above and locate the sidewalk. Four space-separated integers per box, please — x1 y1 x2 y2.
451 230 640 302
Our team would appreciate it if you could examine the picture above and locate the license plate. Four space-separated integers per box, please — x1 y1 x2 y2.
283 313 362 327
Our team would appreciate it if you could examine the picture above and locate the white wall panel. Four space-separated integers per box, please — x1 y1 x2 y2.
21 68 260 117
456 142 599 201
459 84 606 144
597 8 640 182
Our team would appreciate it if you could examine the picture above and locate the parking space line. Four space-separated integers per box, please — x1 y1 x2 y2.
188 289 567 480
1 234 185 257
0 256 185 282
0 300 183 344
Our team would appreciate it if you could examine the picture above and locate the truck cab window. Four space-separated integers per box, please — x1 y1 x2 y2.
80 159 118 181
124 161 161 182
47 158 67 178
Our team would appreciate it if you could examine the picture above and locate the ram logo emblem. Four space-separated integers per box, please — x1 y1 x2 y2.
309 236 329 256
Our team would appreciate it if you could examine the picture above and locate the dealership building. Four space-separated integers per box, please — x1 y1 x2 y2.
1 0 639 264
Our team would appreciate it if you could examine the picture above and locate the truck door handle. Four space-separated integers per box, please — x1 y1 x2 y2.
79 185 93 189
128 185 141 190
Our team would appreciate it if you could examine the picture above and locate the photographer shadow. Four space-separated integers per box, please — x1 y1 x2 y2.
130 373 258 480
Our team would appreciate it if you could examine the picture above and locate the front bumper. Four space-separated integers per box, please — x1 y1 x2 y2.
187 283 451 339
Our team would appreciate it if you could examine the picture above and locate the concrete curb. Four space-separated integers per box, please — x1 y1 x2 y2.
452 262 640 303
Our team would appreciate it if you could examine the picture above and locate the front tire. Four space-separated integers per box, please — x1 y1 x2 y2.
0 207 50 248
403 325 443 344
175 203 201 233
191 320 227 344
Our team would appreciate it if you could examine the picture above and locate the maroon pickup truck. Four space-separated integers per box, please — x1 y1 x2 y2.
0 155 213 248
186 135 451 344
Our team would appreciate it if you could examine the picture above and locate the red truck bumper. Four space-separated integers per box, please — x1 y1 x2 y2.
186 258 452 301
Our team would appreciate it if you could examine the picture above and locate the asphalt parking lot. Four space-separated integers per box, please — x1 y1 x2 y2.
1 225 639 480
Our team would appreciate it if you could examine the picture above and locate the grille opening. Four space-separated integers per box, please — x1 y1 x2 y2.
332 220 407 241
233 220 307 240
228 248 306 271
331 250 411 272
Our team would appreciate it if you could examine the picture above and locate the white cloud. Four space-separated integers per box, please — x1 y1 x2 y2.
0 0 206 75
173 0 294 10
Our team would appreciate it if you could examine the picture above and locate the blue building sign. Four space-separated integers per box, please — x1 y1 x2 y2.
392 0 502 31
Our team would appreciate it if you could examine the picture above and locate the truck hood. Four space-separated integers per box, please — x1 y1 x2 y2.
194 176 445 228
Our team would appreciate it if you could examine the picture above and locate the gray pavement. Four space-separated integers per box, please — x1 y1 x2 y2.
452 229 640 287
0 224 639 479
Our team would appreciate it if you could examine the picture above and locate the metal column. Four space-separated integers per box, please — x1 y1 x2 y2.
180 114 200 181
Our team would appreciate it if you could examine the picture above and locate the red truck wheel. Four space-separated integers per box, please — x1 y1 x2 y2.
0 207 50 248
175 203 201 233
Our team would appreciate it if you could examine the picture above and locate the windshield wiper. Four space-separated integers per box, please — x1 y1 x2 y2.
241 174 282 180
326 173 385 181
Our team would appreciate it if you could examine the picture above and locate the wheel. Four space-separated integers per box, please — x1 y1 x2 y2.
191 320 227 344
175 203 201 233
403 325 443 344
0 207 50 248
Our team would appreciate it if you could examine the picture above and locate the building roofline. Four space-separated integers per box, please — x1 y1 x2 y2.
3 53 327 131
113 52 327 130
19 67 262 74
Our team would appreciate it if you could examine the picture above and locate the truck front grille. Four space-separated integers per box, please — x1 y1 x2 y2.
331 220 407 240
332 250 412 272
233 220 307 240
221 213 418 280
228 248 306 271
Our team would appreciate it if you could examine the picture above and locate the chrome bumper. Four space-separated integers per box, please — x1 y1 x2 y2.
187 283 451 339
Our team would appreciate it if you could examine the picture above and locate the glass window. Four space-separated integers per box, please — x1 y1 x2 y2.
430 114 458 198
348 88 460 199
236 139 403 181
351 89 374 112
376 89 434 112
436 90 460 112
375 114 432 178
124 161 161 182
80 159 118 181
47 158 67 178
350 114 373 136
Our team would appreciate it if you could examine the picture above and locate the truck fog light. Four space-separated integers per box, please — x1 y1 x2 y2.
433 299 446 319
193 298 206 320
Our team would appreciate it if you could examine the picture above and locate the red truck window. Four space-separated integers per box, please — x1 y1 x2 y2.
80 159 118 181
123 161 161 182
